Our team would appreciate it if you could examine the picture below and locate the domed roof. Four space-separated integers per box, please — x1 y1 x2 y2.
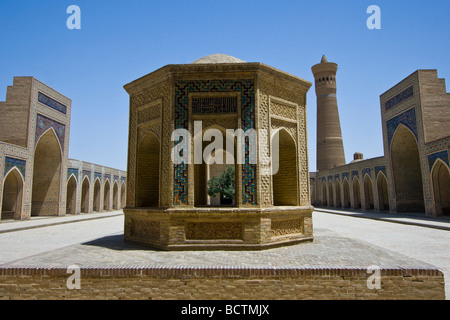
192 54 246 64
321 55 328 63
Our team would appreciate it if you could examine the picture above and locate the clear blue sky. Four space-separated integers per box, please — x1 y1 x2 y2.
1 0 449 172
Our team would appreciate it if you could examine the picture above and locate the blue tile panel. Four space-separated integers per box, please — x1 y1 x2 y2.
67 168 79 181
375 166 387 178
83 170 91 179
362 168 372 178
4 157 26 179
35 114 66 151
38 92 67 114
428 150 449 172
94 172 102 183
385 86 414 110
386 107 418 148
342 172 349 181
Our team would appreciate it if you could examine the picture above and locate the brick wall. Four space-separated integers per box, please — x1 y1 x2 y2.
0 77 32 148
0 267 444 300
273 131 298 206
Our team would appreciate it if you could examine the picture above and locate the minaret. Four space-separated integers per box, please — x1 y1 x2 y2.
312 55 346 171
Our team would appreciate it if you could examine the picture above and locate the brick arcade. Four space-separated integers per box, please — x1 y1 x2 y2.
0 77 127 220
310 56 450 218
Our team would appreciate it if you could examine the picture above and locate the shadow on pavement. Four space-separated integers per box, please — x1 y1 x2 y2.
81 234 161 252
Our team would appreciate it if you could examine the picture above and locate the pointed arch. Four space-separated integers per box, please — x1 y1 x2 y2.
81 176 90 213
272 128 298 206
352 177 361 209
93 178 101 212
32 128 62 216
322 182 328 207
335 180 342 208
363 174 374 210
431 159 450 216
328 181 334 207
376 171 389 211
66 175 77 214
113 181 119 210
1 168 24 220
343 178 351 208
136 131 160 208
35 127 63 158
103 179 111 211
120 181 126 209
390 124 424 213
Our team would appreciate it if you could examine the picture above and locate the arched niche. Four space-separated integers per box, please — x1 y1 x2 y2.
136 132 160 208
1 168 24 220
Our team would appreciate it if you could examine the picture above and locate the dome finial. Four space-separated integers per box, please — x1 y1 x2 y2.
321 55 328 63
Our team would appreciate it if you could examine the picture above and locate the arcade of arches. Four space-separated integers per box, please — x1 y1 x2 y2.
311 69 449 218
0 76 127 221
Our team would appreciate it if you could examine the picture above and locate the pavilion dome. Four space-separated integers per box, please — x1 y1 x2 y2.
191 54 246 64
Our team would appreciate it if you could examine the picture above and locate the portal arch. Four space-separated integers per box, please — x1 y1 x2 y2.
390 124 424 212
32 128 62 216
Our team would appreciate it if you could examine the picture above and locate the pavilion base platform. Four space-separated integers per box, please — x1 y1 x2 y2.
123 206 314 251
0 228 445 300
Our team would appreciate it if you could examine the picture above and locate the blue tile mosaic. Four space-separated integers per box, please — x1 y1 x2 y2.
375 166 387 178
362 168 372 178
38 92 67 114
386 108 418 148
67 168 79 181
342 172 349 181
4 157 26 179
385 86 414 110
35 114 66 151
94 172 102 183
428 150 449 172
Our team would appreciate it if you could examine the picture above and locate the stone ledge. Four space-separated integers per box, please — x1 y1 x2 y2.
0 266 443 278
